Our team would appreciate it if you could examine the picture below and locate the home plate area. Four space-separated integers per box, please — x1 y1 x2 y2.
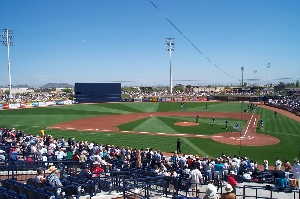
211 132 280 146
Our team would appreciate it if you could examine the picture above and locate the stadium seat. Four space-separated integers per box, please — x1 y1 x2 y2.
26 178 36 187
1 179 11 190
27 188 40 199
18 184 29 199
39 190 55 199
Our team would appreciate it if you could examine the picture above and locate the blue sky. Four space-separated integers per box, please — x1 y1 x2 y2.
0 0 299 87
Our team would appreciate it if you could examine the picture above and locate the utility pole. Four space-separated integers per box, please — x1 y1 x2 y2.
267 63 271 87
165 38 175 94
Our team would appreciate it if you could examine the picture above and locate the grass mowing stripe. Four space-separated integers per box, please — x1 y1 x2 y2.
267 131 300 137
288 118 300 135
181 137 209 157
276 115 289 136
121 102 160 113
51 104 132 114
132 117 177 133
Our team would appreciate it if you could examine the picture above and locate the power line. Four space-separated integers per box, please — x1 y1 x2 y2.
148 0 240 82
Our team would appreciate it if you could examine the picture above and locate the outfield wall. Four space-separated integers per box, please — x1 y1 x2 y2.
0 100 74 110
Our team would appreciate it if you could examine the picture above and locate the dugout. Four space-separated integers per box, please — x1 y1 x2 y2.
75 83 121 103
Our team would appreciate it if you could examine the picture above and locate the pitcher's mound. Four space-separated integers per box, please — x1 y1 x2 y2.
175 122 199 126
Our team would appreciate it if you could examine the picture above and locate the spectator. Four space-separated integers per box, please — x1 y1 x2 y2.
92 161 104 177
227 171 238 194
79 150 88 162
78 166 91 182
203 183 219 199
45 166 62 187
275 158 282 171
293 158 300 189
0 150 6 161
35 168 45 183
263 160 268 172
284 159 292 172
189 166 203 197
220 184 236 199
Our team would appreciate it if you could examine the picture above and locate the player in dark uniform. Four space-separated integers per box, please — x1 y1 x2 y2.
177 139 181 154
212 117 216 125
225 120 228 129
195 115 199 123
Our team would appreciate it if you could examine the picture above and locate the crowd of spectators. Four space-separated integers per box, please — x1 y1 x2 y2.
122 89 275 100
268 94 300 115
0 92 73 103
1 126 300 198
0 128 299 186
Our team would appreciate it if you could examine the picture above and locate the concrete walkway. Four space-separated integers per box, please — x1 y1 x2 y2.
79 181 299 199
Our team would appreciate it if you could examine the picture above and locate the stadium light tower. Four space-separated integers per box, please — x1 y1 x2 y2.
1 29 14 98
267 63 271 87
166 38 175 94
241 67 244 87
253 70 257 83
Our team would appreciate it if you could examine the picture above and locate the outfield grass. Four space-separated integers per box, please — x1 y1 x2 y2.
0 102 299 164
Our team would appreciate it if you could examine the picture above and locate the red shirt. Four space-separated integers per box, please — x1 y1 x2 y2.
228 175 237 187
92 166 104 176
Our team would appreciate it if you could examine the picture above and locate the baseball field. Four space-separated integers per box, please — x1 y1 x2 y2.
1 101 299 164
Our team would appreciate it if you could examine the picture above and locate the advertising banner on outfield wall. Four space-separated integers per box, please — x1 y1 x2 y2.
47 101 56 106
9 103 21 109
32 102 39 107
63 100 73 105
158 98 166 102
26 103 34 108
189 98 198 101
39 102 48 107
133 98 142 102
152 97 158 102
165 98 172 102
56 100 64 105
173 97 183 101
2 104 9 109
142 98 152 102
0 104 2 110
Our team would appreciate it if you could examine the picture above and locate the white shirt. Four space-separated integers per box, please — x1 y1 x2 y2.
243 173 252 179
56 151 65 160
275 159 282 170
31 145 37 153
40 147 47 155
189 169 202 183
293 163 300 178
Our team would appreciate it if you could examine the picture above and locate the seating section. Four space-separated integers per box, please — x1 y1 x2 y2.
0 178 88 199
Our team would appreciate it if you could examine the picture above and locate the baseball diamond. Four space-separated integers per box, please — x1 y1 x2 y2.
49 111 280 146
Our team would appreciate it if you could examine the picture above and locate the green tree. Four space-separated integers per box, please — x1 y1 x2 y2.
61 88 73 93
296 80 299 88
174 86 183 92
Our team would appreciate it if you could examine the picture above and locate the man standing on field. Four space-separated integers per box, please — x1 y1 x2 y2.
177 139 181 154
225 120 228 129
195 115 199 123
